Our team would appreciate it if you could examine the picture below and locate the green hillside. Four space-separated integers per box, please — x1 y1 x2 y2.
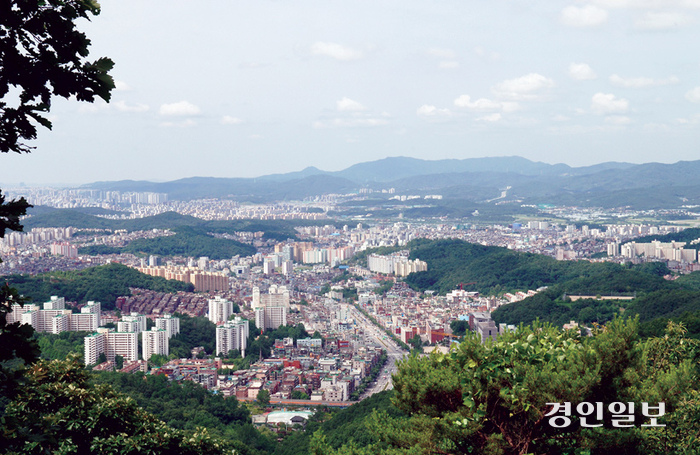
398 239 700 334
23 207 336 241
122 226 256 259
6 263 193 310
634 227 700 250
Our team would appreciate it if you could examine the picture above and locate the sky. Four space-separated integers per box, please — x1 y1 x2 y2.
2 0 700 186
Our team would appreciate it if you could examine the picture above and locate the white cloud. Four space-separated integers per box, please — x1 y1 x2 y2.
159 101 201 116
439 61 460 69
609 74 679 88
313 118 389 128
336 97 366 111
78 99 109 114
427 48 457 59
239 62 268 69
560 5 609 27
114 80 131 91
685 86 700 102
568 62 598 80
114 101 149 113
676 114 700 124
591 92 629 114
588 1 700 9
310 42 363 60
476 113 502 122
474 47 501 61
492 73 555 100
553 114 571 121
416 105 452 117
453 95 520 112
221 116 243 125
635 11 693 30
160 119 197 128
605 115 632 124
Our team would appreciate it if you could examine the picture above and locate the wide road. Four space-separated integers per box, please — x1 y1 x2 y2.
348 305 407 399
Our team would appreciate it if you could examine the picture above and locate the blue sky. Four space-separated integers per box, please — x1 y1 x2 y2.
2 0 700 185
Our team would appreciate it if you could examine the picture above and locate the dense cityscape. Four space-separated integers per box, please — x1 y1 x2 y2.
4 1 700 453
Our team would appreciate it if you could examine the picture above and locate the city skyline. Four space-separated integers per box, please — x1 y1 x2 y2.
2 0 700 185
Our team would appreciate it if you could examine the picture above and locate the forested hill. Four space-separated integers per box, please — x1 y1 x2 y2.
401 238 700 335
404 238 670 296
633 227 700 250
5 263 193 310
79 226 257 259
22 207 336 241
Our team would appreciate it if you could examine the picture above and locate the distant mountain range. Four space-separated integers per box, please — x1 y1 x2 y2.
82 156 700 209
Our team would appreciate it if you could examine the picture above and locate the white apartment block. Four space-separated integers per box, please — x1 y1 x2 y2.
142 327 169 361
255 306 287 330
44 296 65 310
252 285 290 310
367 253 428 276
215 317 249 356
155 314 180 338
84 329 138 365
208 296 233 324
620 240 697 263
84 331 106 366
117 312 147 333
11 298 100 334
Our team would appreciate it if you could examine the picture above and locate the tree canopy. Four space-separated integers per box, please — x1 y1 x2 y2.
0 0 114 154
1 355 237 454
311 318 700 455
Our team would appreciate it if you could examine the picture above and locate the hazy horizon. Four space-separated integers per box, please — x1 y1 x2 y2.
3 1 700 186
0 154 687 188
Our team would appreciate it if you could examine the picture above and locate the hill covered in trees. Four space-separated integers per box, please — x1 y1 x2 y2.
313 319 700 455
23 207 336 241
400 238 700 336
5 263 193 310
79 228 256 259
404 238 671 296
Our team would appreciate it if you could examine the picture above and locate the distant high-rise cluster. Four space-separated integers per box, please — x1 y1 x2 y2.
0 227 74 249
616 240 697 263
367 253 427 276
50 242 78 258
135 265 228 291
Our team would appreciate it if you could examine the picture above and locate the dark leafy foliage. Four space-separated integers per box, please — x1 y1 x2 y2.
34 330 89 360
275 391 405 455
169 314 217 358
1 355 237 454
0 0 115 154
